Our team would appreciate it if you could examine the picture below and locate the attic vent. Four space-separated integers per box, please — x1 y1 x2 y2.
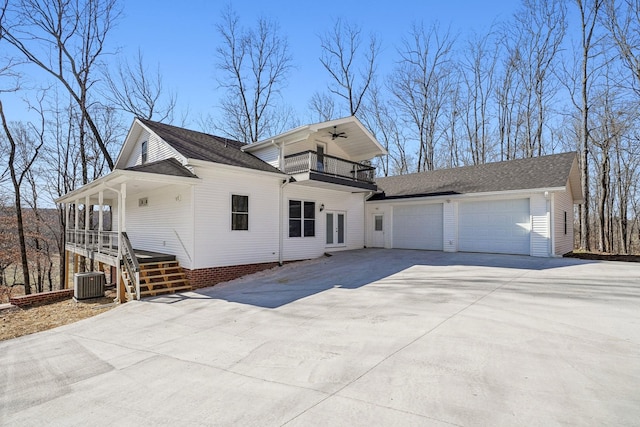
138 197 148 207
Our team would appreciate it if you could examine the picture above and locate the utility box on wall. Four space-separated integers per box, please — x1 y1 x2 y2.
74 272 105 300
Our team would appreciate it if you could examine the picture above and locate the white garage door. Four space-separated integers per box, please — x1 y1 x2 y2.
393 204 443 250
458 199 530 255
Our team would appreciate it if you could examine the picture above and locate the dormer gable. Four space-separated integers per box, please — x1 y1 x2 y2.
114 118 187 170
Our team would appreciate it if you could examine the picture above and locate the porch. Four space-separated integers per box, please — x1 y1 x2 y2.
65 230 191 300
65 230 177 265
57 168 198 302
284 150 377 191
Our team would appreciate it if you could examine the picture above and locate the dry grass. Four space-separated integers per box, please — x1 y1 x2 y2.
0 292 116 342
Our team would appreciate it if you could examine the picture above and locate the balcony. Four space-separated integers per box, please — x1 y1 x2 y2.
283 151 377 191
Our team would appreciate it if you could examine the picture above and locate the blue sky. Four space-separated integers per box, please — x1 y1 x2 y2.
113 0 520 127
1 1 521 128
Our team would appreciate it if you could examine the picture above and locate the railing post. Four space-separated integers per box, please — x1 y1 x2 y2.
135 271 140 300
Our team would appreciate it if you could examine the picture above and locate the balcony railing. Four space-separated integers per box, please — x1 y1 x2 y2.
66 229 118 255
284 151 375 184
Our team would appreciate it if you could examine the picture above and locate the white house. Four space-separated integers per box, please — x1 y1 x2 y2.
57 116 387 301
57 116 581 302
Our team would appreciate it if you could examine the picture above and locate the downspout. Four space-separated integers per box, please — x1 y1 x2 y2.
101 184 122 303
279 178 290 266
364 191 375 248
102 183 127 303
549 192 555 257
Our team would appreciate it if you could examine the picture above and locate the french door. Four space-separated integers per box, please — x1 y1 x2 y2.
326 211 345 246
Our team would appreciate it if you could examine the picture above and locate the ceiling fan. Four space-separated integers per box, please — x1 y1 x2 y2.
329 126 347 140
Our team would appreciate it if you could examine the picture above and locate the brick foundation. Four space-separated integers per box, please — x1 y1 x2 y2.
10 289 74 307
183 262 283 289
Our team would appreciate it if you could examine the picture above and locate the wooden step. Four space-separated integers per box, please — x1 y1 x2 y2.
140 261 179 269
124 259 192 299
139 266 182 274
140 286 192 297
141 278 189 288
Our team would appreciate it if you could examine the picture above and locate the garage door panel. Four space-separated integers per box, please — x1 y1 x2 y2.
393 204 443 250
459 199 530 255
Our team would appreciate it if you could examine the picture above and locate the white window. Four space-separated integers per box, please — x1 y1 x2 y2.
289 200 315 237
141 140 148 164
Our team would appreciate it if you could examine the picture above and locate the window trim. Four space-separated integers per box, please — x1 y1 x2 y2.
288 199 315 238
231 194 249 231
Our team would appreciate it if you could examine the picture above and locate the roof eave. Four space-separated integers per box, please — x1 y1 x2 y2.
55 169 199 204
186 158 286 178
368 186 572 203
243 125 314 152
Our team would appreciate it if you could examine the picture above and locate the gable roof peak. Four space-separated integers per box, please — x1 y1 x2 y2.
132 118 283 175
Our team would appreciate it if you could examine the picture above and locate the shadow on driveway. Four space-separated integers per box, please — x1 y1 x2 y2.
149 249 598 309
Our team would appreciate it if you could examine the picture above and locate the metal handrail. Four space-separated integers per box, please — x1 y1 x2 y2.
283 150 375 183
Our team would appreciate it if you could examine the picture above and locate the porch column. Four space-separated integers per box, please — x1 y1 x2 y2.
85 195 90 254
115 182 126 302
120 182 127 232
98 190 104 232
74 199 80 234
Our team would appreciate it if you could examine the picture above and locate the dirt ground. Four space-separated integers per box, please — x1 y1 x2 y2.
564 251 640 262
0 291 116 342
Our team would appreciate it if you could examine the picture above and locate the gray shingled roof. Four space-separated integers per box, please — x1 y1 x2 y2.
139 119 283 175
125 158 197 178
371 152 577 200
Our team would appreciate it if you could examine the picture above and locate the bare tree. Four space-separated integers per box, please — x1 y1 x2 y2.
102 49 176 122
0 101 44 294
576 0 604 251
318 19 379 117
502 0 566 158
390 22 455 172
360 83 403 176
2 0 121 171
459 30 500 165
308 91 335 122
216 7 293 143
604 0 640 95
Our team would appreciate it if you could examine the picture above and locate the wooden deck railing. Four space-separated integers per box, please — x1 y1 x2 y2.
65 229 140 300
283 151 375 184
121 232 140 300
66 230 118 254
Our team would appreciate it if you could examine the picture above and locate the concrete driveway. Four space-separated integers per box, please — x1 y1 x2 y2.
1 249 639 426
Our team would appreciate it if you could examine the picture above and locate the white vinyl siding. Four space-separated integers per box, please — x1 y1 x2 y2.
392 204 444 251
554 184 575 255
124 131 186 168
530 194 550 257
458 199 530 255
250 144 281 169
126 184 194 269
443 201 458 252
283 185 365 260
193 167 281 269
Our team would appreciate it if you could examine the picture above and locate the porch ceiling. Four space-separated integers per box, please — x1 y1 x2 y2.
55 169 198 205
245 116 387 162
309 121 385 161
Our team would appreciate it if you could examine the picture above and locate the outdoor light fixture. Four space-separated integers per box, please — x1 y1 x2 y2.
319 203 325 212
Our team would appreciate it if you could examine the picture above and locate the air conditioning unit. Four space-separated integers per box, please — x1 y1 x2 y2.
74 272 105 300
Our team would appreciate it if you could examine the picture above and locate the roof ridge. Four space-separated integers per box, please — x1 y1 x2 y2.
378 152 577 181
